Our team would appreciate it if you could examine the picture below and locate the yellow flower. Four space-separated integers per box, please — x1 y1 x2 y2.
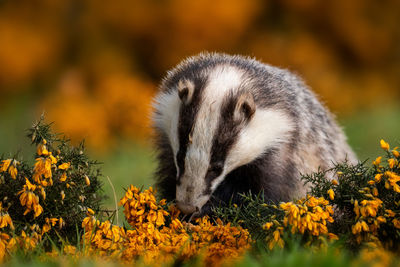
385 209 396 217
377 216 386 223
386 171 400 192
373 156 382 166
267 229 284 250
33 203 43 218
331 179 338 185
16 178 43 217
380 139 390 151
375 174 382 183
48 218 58 226
277 197 335 240
33 157 53 182
82 216 97 232
37 141 49 156
85 175 90 186
385 181 390 189
0 159 11 172
388 158 397 169
352 221 362 234
61 190 65 201
56 218 63 230
328 233 339 240
155 210 166 226
19 190 36 208
58 162 71 170
0 159 18 179
273 230 281 242
360 221 369 231
354 200 360 218
392 219 400 229
359 199 382 217
19 230 40 251
0 214 13 229
9 165 17 180
327 189 335 200
42 223 51 234
49 154 57 164
59 172 67 182
372 187 379 196
63 245 77 255
87 208 95 216
0 205 14 230
263 222 273 230
0 232 11 261
7 237 17 252
393 149 400 158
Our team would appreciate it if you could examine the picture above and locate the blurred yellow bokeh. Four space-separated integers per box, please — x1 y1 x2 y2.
0 0 399 150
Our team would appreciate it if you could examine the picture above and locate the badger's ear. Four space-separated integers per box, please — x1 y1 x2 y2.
177 79 194 104
234 92 256 122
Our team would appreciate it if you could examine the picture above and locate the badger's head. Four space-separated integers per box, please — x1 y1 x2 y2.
153 55 294 215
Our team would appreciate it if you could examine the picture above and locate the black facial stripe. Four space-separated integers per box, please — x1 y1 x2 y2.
163 60 219 93
204 91 244 192
176 77 207 184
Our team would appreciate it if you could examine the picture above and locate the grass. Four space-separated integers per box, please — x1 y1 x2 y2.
0 94 36 162
340 105 400 161
96 141 155 219
0 243 384 267
236 246 351 267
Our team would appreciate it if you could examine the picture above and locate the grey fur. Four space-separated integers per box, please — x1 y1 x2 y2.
153 52 358 214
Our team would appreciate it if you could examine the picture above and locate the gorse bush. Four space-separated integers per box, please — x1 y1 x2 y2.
304 140 400 250
214 139 400 254
77 186 251 265
214 193 338 252
0 117 104 258
1 119 400 266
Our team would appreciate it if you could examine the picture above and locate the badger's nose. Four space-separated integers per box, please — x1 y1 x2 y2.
176 201 197 214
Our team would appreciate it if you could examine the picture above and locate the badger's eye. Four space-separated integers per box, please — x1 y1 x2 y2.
209 162 223 177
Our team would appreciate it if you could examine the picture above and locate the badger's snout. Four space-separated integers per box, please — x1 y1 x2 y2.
176 181 212 214
176 201 198 214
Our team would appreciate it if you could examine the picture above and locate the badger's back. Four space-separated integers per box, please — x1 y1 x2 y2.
152 53 357 214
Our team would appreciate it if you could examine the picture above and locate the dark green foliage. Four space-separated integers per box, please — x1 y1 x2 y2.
303 154 400 250
213 192 284 243
0 117 106 248
302 162 372 237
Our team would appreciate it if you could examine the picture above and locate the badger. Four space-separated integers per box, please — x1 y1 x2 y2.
152 52 357 216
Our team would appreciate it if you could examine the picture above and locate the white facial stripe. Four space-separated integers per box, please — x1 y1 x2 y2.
178 65 245 206
210 109 294 192
152 90 181 176
224 109 294 174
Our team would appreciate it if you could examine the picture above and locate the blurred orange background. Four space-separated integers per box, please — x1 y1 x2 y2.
0 0 399 159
